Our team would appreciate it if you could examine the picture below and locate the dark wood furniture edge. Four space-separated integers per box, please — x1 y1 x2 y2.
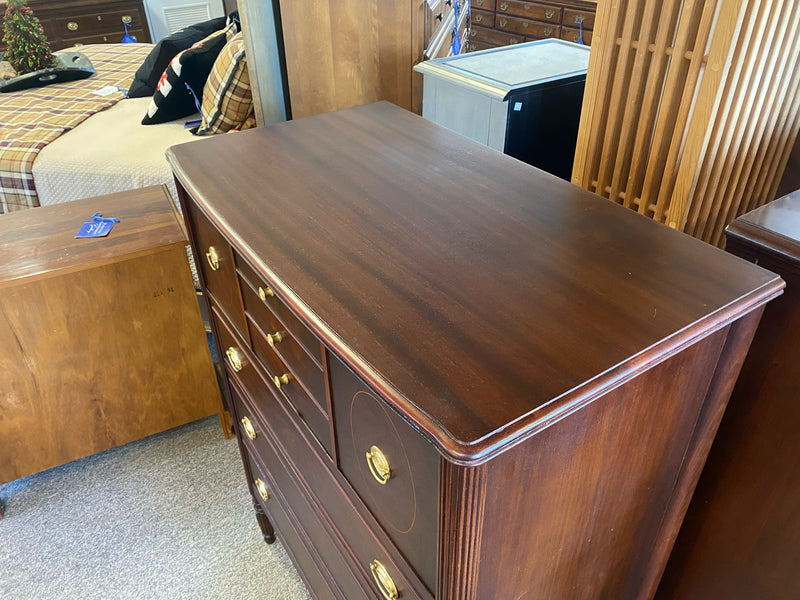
168 149 785 465
725 190 800 264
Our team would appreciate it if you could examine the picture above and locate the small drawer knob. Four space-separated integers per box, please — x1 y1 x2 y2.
258 286 274 301
544 26 553 36
545 9 555 19
474 13 482 22
499 17 508 27
121 15 132 24
273 373 290 388
370 560 398 600
67 21 79 31
500 1 508 11
225 347 243 372
266 331 284 347
254 478 270 502
241 416 256 440
476 0 483 5
366 445 391 485
205 246 220 271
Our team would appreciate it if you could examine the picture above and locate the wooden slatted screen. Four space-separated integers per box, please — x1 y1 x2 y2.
572 0 800 246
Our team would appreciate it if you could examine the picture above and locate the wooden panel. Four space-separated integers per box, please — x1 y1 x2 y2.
572 0 800 246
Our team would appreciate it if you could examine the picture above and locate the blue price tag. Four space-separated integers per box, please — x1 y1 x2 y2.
452 26 461 56
75 212 120 238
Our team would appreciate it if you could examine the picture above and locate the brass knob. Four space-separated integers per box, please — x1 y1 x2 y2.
254 478 270 502
266 331 284 347
370 560 398 600
499 17 508 27
273 373 290 388
573 33 580 42
206 246 220 271
545 8 555 19
544 26 553 36
500 1 508 10
474 13 482 21
366 445 391 485
241 416 256 439
225 347 243 372
470 29 477 37
575 15 585 24
258 286 274 301
476 0 483 5
121 15 132 24
67 21 78 30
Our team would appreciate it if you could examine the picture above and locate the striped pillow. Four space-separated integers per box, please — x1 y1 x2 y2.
193 32 254 135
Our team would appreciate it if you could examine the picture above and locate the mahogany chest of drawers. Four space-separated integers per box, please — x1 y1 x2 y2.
469 0 597 51
21 0 152 50
168 102 782 600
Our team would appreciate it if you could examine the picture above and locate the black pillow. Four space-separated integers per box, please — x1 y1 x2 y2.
127 16 227 98
141 28 228 125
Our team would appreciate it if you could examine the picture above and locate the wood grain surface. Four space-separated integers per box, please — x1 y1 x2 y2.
168 101 783 463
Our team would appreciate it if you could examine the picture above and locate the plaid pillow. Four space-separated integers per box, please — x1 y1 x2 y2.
192 32 254 135
141 27 229 125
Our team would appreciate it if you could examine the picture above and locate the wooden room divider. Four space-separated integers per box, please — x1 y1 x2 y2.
572 0 800 247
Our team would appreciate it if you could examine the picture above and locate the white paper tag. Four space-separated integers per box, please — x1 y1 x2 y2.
91 85 120 96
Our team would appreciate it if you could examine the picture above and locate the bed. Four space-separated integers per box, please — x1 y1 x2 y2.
0 43 199 213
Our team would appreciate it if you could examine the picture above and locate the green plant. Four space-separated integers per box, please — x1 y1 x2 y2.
2 0 57 75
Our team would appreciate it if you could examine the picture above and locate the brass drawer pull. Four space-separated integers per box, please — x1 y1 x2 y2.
366 445 391 485
476 0 483 5
273 373 290 388
254 478 270 502
67 21 78 31
225 347 243 372
574 15 585 24
258 286 274 301
370 560 398 600
205 246 220 271
266 331 284 347
241 416 256 439
121 15 132 24
544 26 553 36
545 9 555 19
474 13 482 22
499 17 507 27
499 1 508 10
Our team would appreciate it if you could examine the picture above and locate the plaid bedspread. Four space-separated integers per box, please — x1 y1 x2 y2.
0 43 153 213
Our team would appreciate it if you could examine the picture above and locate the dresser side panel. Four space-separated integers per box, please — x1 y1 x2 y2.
473 327 732 600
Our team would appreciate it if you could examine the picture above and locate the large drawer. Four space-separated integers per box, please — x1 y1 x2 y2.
496 14 560 38
330 355 440 594
229 357 429 600
497 0 562 23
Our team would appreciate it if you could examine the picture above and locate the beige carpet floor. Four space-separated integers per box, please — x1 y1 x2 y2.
0 416 311 600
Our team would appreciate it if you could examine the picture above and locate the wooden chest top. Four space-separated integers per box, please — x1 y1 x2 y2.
0 186 186 289
167 102 782 462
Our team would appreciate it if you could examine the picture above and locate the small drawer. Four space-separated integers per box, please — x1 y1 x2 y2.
471 8 494 27
563 7 596 31
184 202 247 336
330 355 440 593
472 0 496 10
248 315 333 456
236 256 322 368
560 25 592 46
239 275 326 396
496 0 561 23
236 427 348 600
496 14 560 38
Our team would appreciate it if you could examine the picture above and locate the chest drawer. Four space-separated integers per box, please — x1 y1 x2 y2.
496 14 560 38
184 202 247 337
497 0 562 23
563 7 596 30
560 25 592 45
472 0 496 10
330 355 440 593
471 8 495 27
54 9 145 39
